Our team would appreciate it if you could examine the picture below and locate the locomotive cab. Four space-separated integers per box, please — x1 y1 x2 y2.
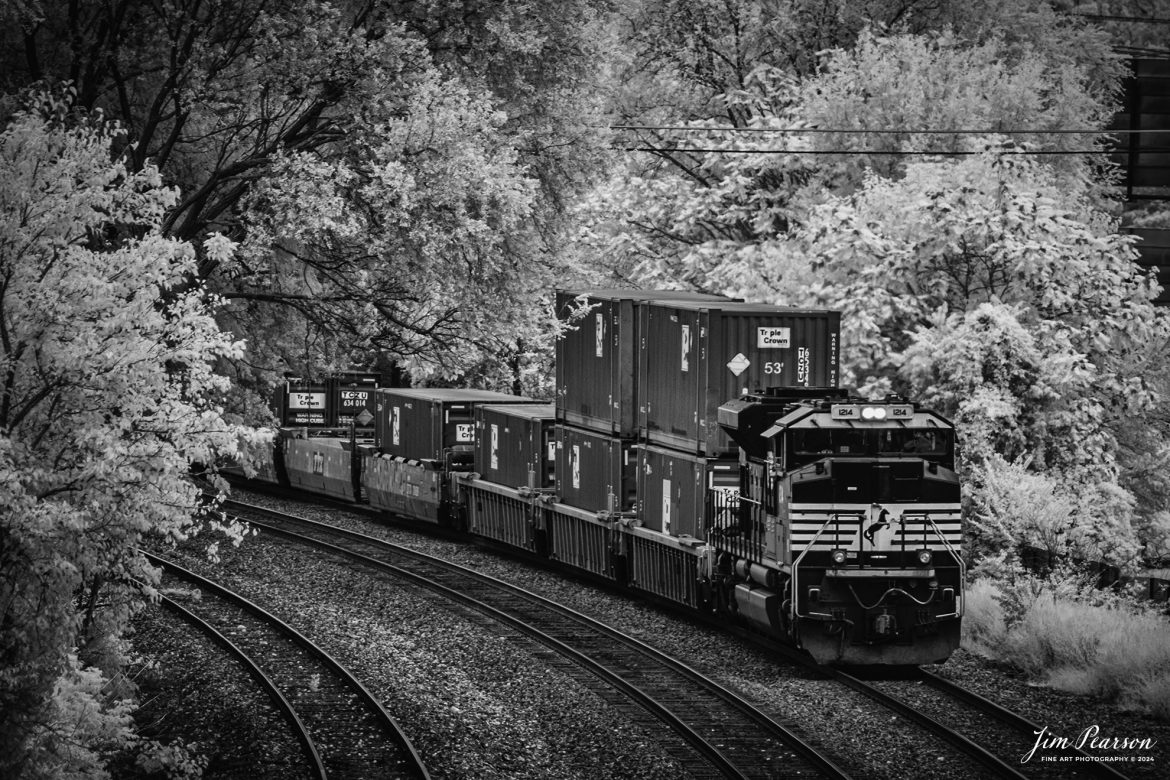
715 393 964 665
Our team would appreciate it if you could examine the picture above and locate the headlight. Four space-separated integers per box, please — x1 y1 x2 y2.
830 549 848 566
860 406 887 420
916 548 933 565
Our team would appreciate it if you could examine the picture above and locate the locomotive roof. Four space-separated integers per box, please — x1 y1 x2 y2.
761 407 954 438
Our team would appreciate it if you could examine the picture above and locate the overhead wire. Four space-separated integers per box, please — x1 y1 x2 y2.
1074 13 1170 24
610 124 1166 155
609 124 1166 135
620 146 1155 155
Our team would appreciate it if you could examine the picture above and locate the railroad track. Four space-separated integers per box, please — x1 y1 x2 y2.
221 484 1142 780
749 641 1136 780
909 670 1134 780
146 551 431 780
222 498 852 780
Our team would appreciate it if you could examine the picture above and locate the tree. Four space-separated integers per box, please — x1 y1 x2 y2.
795 25 1122 185
0 95 247 777
580 15 1124 290
2 0 617 398
798 149 1166 566
576 14 1170 569
800 150 1161 458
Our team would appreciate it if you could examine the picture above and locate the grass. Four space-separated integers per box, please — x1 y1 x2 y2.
963 577 1170 719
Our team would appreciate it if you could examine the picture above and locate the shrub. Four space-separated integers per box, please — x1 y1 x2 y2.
960 578 1007 656
962 577 1170 718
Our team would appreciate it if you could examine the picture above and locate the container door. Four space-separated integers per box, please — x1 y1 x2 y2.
557 294 619 433
640 303 705 451
441 403 476 453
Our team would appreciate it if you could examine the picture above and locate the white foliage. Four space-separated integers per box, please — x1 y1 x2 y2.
1 98 248 774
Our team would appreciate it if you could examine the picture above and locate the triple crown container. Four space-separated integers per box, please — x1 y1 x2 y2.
555 288 732 438
638 301 841 455
374 388 534 462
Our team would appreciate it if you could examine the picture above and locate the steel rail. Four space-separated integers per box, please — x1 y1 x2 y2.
919 670 1136 780
831 669 1030 780
145 551 431 780
226 499 849 780
156 593 327 780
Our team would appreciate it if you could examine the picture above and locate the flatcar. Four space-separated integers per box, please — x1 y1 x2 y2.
228 291 963 666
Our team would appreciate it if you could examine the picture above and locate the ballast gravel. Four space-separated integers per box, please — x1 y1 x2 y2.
152 529 687 779
128 605 312 780
129 485 1168 779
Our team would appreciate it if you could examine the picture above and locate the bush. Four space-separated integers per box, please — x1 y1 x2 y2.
959 578 1007 656
962 577 1170 719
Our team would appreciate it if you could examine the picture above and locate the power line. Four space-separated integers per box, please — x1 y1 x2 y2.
611 124 1168 135
621 146 1164 155
1075 13 1170 24
1116 45 1170 57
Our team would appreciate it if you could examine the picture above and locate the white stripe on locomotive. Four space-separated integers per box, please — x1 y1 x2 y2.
787 503 962 551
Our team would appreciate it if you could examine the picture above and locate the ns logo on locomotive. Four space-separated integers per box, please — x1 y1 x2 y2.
237 290 963 666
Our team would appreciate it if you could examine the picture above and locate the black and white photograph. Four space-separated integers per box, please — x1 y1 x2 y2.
1 1 1167 778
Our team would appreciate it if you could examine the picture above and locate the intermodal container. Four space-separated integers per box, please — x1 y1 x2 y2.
554 424 637 512
279 382 330 426
638 302 840 454
328 372 380 428
555 288 732 437
375 388 534 461
474 403 556 489
635 444 739 538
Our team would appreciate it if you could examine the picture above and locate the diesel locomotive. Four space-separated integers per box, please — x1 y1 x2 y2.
233 290 963 666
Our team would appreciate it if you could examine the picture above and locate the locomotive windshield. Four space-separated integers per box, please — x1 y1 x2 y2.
786 427 953 468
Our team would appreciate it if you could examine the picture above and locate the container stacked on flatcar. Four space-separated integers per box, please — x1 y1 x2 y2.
548 289 736 580
458 289 729 573
234 286 963 666
464 403 556 551
458 290 844 599
273 373 381 500
330 371 380 429
364 388 535 523
623 300 842 610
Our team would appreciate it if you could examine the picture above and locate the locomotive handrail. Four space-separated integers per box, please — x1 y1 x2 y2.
899 511 966 617
790 512 864 620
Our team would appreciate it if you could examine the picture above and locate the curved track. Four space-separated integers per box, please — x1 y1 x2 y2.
222 484 1140 780
156 592 325 779
914 670 1135 780
223 498 852 780
751 635 1136 780
147 551 431 780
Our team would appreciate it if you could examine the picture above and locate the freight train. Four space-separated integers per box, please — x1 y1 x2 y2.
231 290 963 666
